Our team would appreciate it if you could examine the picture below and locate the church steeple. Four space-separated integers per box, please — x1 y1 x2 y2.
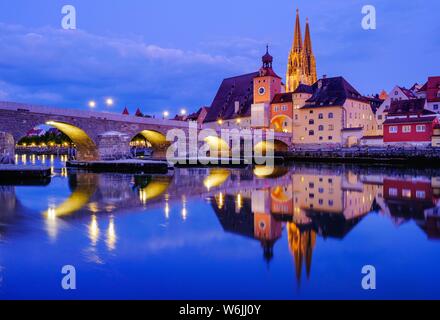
293 9 302 52
286 9 317 92
304 18 312 54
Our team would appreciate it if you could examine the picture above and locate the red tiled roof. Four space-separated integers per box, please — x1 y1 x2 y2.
426 76 440 103
271 93 293 104
398 86 416 99
383 116 437 125
387 98 429 116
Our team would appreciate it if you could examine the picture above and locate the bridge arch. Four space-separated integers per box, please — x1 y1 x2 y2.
44 121 99 161
130 129 170 158
254 139 289 155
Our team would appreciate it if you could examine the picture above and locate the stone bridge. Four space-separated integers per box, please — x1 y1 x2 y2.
0 101 291 161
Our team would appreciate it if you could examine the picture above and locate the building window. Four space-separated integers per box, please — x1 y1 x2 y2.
402 189 412 198
403 125 411 133
319 188 324 193
309 119 315 125
318 113 324 119
389 188 398 197
328 200 334 206
329 124 334 131
318 125 324 131
274 106 279 112
434 104 439 110
309 110 314 114
282 105 287 111
328 136 333 140
378 125 383 130
389 126 398 133
416 125 426 132
309 130 315 136
416 190 426 199
328 113 334 119
378 115 383 120
319 136 323 141
295 114 298 120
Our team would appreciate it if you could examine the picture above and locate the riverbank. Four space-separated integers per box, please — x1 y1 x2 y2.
281 147 440 166
16 146 69 156
66 159 169 174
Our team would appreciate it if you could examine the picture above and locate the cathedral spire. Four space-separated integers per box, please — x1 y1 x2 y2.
293 8 302 52
304 18 313 54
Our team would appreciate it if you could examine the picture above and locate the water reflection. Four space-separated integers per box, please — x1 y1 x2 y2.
1 157 440 295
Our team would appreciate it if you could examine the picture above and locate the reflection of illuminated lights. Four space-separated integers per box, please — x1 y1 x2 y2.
46 207 58 240
106 217 117 251
236 193 243 210
164 202 170 219
203 169 230 191
31 154 36 165
88 202 99 214
217 193 224 209
41 155 46 164
89 215 100 246
21 154 27 165
139 180 170 205
50 155 54 163
181 196 187 220
61 167 68 177
181 207 187 220
139 189 148 205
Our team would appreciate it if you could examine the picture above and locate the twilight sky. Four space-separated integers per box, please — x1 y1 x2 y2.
0 0 438 117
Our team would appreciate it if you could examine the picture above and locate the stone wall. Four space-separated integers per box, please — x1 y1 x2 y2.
0 132 15 162
96 132 132 160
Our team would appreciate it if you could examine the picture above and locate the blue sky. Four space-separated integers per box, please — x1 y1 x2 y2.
0 0 438 117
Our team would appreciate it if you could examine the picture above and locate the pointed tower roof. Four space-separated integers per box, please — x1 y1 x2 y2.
304 18 313 54
122 107 129 115
135 108 143 117
293 9 303 52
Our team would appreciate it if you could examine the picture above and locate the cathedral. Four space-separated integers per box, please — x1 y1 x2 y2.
286 9 317 92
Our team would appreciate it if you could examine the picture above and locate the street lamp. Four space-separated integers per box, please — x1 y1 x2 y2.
105 98 114 107
180 109 187 116
88 100 97 108
163 111 169 119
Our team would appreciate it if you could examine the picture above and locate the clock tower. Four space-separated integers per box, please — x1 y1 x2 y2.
251 47 282 128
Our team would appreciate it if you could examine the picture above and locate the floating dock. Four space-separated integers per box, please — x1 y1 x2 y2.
0 165 52 184
66 159 169 174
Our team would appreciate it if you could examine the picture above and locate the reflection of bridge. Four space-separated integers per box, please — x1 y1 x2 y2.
0 101 290 161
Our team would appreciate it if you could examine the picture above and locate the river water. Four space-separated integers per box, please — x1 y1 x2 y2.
0 154 439 299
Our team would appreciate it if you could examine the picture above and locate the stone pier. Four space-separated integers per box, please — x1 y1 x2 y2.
0 132 15 164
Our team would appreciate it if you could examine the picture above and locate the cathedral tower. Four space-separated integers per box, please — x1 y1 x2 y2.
286 9 317 92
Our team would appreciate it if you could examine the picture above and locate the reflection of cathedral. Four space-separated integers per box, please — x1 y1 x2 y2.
211 167 440 284
287 223 315 282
